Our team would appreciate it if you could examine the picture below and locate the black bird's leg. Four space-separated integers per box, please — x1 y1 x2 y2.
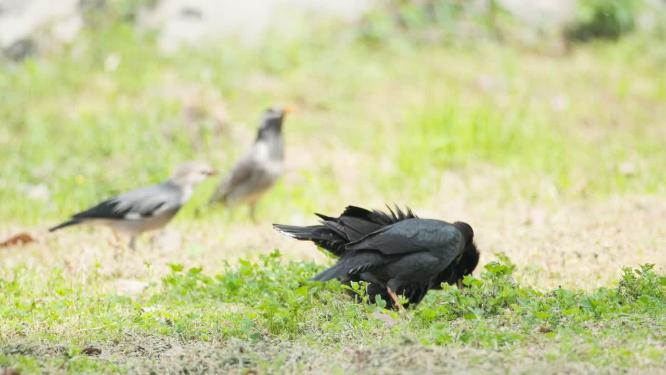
386 286 405 312
456 279 464 289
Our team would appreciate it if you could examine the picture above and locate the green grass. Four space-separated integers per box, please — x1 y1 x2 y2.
385 94 665 203
0 253 663 373
1 19 665 223
2 5 666 373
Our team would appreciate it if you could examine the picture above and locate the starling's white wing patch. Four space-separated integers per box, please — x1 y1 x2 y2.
125 213 142 220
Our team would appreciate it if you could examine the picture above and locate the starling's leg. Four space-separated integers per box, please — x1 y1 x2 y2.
109 230 124 259
456 279 464 289
128 235 137 251
109 230 121 247
150 230 166 250
386 286 405 312
249 203 258 224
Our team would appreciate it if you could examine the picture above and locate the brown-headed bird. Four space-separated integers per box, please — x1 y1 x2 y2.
274 206 480 309
209 107 292 221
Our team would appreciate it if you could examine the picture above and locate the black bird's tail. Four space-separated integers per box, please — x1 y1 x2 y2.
273 205 418 258
48 219 81 232
272 223 348 257
272 224 329 241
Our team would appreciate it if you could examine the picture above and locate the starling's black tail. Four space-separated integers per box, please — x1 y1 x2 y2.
48 219 81 232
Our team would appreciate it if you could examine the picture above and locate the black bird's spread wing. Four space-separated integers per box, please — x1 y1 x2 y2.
321 205 417 241
346 219 463 257
312 251 387 281
273 205 417 257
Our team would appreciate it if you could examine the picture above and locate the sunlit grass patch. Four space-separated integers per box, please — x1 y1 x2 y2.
381 95 665 203
1 23 665 223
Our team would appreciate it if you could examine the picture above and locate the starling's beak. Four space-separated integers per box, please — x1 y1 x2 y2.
282 105 296 115
206 169 219 177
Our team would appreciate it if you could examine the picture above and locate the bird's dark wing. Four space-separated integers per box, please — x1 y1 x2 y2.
275 205 418 257
346 219 463 258
365 205 418 226
327 205 418 241
312 251 387 281
319 206 383 242
71 182 182 221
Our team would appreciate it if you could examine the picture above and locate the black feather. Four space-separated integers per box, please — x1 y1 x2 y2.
72 199 130 220
273 205 417 258
273 223 348 256
275 205 479 309
312 262 348 281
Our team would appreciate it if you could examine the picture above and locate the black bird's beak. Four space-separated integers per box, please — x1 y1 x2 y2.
282 105 296 115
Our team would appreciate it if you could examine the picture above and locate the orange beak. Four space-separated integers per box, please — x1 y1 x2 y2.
282 105 296 114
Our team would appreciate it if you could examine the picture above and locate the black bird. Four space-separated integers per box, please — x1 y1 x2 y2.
274 206 480 309
209 106 292 221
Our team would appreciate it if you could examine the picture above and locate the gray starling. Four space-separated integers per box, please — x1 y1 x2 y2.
49 162 217 250
209 107 292 221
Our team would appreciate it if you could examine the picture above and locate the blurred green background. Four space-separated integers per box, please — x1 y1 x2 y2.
0 2 665 372
1 0 664 224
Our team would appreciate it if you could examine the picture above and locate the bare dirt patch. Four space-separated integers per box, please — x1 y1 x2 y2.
3 336 663 374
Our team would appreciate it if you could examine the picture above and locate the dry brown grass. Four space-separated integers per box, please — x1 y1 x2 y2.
2 188 663 292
